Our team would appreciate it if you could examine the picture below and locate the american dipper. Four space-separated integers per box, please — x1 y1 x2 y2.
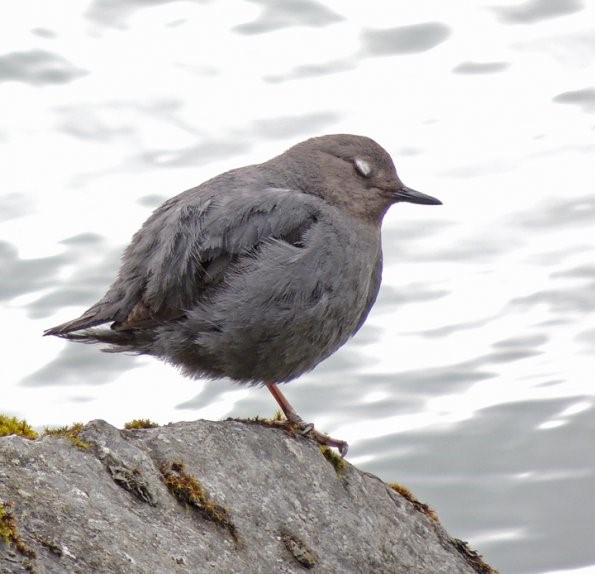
45 134 441 456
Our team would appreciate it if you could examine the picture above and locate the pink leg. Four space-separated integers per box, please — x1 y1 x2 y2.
266 382 303 422
266 383 349 457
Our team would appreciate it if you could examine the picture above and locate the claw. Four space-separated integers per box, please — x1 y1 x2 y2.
283 419 349 457
308 426 349 457
266 382 349 457
299 423 315 435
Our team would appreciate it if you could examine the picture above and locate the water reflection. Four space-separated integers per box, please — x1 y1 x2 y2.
263 59 355 84
416 317 494 338
0 240 68 302
0 193 29 223
0 50 87 85
452 61 510 74
140 138 251 168
31 28 58 39
552 88 595 113
492 0 585 25
513 194 595 229
360 22 451 57
24 234 121 319
510 282 595 314
22 343 142 387
358 397 595 574
233 0 343 35
85 0 210 28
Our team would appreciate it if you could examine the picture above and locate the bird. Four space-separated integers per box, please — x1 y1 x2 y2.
45 134 441 456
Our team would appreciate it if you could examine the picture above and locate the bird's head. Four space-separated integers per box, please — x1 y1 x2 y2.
274 134 441 222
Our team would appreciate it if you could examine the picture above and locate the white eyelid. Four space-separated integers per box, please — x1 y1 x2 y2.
354 158 372 177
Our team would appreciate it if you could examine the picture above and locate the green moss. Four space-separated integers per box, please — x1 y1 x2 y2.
0 500 36 558
160 461 237 541
124 418 159 429
43 423 89 449
319 445 346 475
0 414 38 439
388 482 438 521
269 410 284 422
0 415 89 449
226 411 285 427
452 538 499 574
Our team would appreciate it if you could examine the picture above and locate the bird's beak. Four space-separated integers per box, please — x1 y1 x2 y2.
391 185 442 205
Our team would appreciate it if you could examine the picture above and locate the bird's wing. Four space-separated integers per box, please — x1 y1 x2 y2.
45 187 320 335
353 250 382 333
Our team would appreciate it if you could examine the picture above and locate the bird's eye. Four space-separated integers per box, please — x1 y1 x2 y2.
354 158 372 178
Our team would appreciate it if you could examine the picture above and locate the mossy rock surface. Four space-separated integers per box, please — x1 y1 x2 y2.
0 418 497 574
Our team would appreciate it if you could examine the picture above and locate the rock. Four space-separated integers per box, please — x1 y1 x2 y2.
0 419 497 574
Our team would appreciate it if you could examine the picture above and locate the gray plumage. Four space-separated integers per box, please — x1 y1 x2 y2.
45 134 441 386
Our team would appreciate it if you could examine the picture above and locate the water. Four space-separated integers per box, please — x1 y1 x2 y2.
1 2 595 573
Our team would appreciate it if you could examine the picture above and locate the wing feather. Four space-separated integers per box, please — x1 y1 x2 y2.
45 186 321 335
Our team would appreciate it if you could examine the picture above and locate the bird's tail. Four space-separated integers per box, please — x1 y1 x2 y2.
48 327 155 354
44 313 109 337
44 295 124 337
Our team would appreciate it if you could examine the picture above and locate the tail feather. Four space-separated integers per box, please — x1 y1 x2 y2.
44 296 121 336
44 313 110 337
49 327 155 354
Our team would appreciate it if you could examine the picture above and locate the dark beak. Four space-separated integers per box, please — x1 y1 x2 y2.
391 185 442 205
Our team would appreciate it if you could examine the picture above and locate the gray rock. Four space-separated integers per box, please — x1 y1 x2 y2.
0 419 496 574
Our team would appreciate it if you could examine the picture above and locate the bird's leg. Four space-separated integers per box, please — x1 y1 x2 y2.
266 383 349 457
266 382 304 423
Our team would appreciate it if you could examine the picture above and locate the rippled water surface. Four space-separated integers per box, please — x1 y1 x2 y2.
2 2 595 573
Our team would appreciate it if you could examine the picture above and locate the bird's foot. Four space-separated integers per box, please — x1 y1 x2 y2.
265 383 348 456
281 414 349 457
